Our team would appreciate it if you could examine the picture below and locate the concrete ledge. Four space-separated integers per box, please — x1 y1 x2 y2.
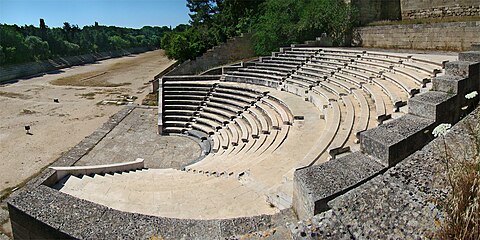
49 158 144 182
293 152 385 219
360 114 435 166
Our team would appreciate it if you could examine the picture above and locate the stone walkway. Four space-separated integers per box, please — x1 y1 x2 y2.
75 107 201 169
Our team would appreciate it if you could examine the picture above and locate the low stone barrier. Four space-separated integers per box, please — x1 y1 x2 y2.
49 158 144 181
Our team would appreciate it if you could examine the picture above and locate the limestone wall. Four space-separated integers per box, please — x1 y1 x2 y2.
0 47 154 83
401 0 480 19
356 21 480 51
165 33 255 76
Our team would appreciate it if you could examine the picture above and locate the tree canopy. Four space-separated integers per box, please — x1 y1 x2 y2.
161 0 357 61
1 0 358 65
0 21 170 65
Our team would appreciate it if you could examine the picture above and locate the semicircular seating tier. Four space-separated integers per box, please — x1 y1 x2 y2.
54 47 447 220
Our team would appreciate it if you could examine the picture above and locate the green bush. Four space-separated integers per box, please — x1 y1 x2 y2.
253 0 356 55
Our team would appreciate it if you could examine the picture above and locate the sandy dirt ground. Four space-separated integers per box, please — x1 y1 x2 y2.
0 50 175 196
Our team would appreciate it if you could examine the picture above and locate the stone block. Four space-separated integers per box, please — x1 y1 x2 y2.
445 61 479 79
459 51 480 62
360 114 434 166
444 61 480 95
408 91 457 123
293 152 385 219
432 75 471 95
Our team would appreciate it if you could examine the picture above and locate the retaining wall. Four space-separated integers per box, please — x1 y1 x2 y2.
356 21 480 51
165 33 255 76
0 47 154 83
401 0 480 19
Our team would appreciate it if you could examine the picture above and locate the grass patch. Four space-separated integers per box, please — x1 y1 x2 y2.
20 109 37 115
50 71 131 87
367 16 480 26
78 92 96 99
142 92 158 106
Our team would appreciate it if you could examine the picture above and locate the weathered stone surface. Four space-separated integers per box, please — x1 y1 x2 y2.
401 2 480 20
408 91 457 123
360 114 434 166
0 232 9 240
324 106 480 239
290 210 353 240
293 152 385 219
459 51 480 63
432 75 469 94
445 61 479 78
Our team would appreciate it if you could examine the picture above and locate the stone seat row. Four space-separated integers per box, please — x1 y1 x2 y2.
162 82 293 156
282 83 363 164
293 63 404 114
223 49 440 164
57 168 276 219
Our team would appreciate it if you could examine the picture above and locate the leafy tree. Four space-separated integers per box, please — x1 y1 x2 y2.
187 0 218 26
253 0 356 55
62 40 80 55
0 22 170 65
25 36 50 60
253 0 303 55
0 46 5 65
108 35 130 50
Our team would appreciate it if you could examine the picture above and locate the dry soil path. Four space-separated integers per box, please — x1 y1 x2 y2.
0 50 175 196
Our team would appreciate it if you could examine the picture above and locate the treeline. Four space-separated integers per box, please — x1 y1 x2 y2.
161 0 357 62
0 20 170 65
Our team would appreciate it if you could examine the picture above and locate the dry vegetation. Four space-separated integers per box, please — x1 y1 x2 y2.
436 121 480 239
142 92 158 106
0 91 32 100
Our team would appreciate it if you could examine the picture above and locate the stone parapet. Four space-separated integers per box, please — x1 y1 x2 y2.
360 114 435 166
408 91 457 123
293 152 385 219
8 185 283 239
